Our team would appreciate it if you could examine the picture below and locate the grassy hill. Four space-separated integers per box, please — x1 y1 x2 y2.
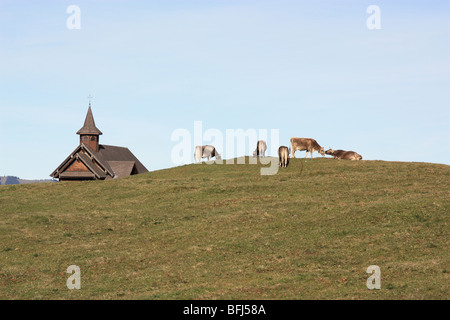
0 157 448 299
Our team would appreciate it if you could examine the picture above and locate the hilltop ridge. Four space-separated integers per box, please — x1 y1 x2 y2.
0 158 448 299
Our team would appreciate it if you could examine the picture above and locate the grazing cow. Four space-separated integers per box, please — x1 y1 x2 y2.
278 146 290 168
253 140 267 158
325 148 362 160
290 137 325 158
194 145 222 162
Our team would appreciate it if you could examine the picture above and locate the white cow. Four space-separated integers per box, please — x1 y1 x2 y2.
194 145 222 162
252 140 267 158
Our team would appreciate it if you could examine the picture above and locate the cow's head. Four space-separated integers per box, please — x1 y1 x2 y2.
325 148 334 156
215 153 222 160
319 147 325 156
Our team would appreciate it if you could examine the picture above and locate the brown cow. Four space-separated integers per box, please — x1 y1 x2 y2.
290 137 325 158
278 146 290 168
325 148 362 160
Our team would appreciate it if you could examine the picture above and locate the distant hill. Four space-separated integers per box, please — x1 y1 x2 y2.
0 158 448 299
0 176 57 185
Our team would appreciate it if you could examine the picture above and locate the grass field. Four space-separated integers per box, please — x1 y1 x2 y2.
0 157 448 299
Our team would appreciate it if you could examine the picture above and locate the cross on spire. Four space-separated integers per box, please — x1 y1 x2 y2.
87 94 93 106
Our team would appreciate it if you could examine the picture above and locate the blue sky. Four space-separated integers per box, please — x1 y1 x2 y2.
0 0 449 179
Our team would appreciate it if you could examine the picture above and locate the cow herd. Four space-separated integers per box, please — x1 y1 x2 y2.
283 137 362 167
194 137 362 168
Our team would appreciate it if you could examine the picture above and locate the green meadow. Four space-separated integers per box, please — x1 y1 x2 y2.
0 157 448 299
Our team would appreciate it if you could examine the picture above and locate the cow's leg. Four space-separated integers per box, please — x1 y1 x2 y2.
304 151 308 158
292 149 296 158
311 150 314 158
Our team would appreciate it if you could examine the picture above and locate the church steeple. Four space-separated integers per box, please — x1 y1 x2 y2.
77 103 102 151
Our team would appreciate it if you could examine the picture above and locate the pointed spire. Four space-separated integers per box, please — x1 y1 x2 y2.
76 105 103 135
